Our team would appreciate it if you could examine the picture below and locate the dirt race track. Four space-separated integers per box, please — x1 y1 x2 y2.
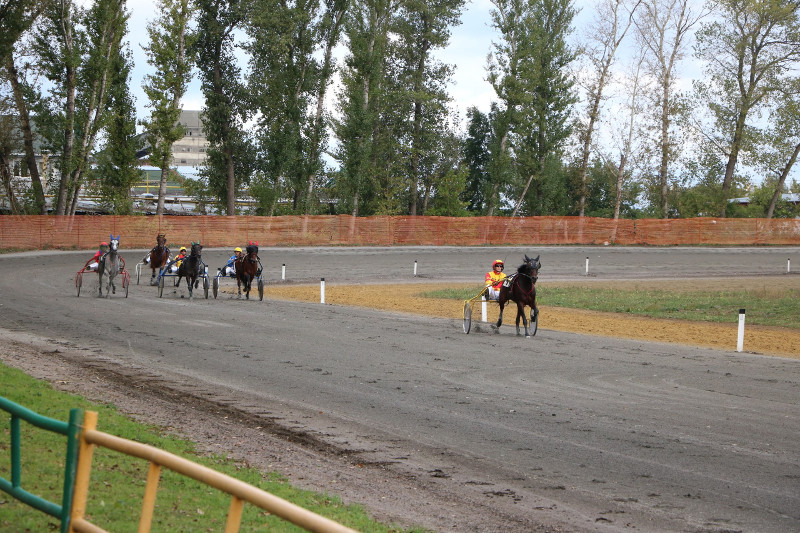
1 246 799 533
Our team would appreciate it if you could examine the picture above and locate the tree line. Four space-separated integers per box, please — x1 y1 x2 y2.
1 0 799 219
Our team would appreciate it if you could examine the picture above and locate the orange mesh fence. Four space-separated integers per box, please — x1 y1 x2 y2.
1 215 798 250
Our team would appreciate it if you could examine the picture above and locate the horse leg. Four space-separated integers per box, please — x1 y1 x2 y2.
496 300 505 328
237 278 242 299
245 275 251 299
98 270 104 296
521 303 530 337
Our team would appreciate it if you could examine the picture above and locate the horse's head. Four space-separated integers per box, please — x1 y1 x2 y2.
157 233 166 246
190 241 202 257
522 254 540 283
245 241 258 260
108 235 120 253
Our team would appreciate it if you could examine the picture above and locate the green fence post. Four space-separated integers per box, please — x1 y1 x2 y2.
60 408 83 533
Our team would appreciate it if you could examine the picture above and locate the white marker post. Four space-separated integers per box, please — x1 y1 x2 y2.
737 308 746 352
414 260 418 277
585 256 589 276
320 278 325 304
282 263 286 281
481 294 487 322
788 258 791 273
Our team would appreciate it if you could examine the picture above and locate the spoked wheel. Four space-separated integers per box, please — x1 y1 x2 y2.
212 277 219 299
530 308 538 336
158 274 165 298
75 273 82 297
463 301 472 334
257 279 264 301
203 276 209 299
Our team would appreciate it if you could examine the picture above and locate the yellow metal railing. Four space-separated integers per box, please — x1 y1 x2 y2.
70 411 357 533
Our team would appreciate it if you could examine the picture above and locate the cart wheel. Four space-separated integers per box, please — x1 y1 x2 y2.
158 274 165 298
203 276 209 299
463 301 472 334
258 279 264 301
212 277 219 299
76 273 82 297
530 308 538 336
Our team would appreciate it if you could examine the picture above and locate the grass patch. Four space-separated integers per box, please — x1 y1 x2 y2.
423 285 800 329
0 364 421 532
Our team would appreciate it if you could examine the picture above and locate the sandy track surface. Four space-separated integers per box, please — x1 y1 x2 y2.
255 277 800 359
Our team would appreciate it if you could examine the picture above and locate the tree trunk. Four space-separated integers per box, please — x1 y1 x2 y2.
55 3 76 216
766 141 800 219
0 153 22 214
156 164 170 215
6 56 47 213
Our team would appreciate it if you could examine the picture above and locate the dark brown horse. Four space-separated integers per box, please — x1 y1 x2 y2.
497 254 540 337
176 242 203 299
235 241 260 299
147 233 170 285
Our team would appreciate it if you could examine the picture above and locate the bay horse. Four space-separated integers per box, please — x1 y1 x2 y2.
98 235 121 298
235 241 260 299
147 233 170 285
496 254 540 337
176 241 203 299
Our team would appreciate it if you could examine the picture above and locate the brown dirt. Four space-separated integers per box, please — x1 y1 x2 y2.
253 277 800 360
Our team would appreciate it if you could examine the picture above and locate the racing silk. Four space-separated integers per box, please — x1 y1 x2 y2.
485 270 507 289
170 252 187 271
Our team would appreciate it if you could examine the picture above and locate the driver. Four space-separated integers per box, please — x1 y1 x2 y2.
83 242 108 272
485 259 507 300
167 246 187 273
222 247 243 277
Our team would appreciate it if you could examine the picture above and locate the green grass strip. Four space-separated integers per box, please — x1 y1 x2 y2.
0 364 423 532
425 286 800 329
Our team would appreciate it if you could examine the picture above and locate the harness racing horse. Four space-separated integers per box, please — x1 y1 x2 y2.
176 242 203 299
235 241 260 299
496 254 541 337
98 235 121 298
147 233 170 285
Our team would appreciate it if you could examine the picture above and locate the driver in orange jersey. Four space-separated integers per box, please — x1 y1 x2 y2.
485 259 507 300
83 242 109 272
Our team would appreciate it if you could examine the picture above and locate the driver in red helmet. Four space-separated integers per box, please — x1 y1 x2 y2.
83 242 109 272
485 259 507 300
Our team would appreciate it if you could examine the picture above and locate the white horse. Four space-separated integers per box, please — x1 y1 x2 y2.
98 235 121 298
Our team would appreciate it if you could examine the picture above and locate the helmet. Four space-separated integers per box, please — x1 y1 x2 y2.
493 259 504 268
234 247 242 253
180 246 187 252
100 242 108 247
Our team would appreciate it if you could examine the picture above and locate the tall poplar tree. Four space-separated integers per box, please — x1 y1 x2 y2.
34 0 129 215
142 0 194 216
93 44 140 214
247 0 348 214
635 0 704 219
333 0 396 216
694 0 800 217
391 0 465 215
488 0 578 217
194 0 252 215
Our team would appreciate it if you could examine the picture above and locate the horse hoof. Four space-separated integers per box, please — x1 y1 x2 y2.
525 335 531 339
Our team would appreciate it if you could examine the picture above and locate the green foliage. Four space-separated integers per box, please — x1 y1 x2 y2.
92 44 142 214
193 0 253 215
0 363 420 531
